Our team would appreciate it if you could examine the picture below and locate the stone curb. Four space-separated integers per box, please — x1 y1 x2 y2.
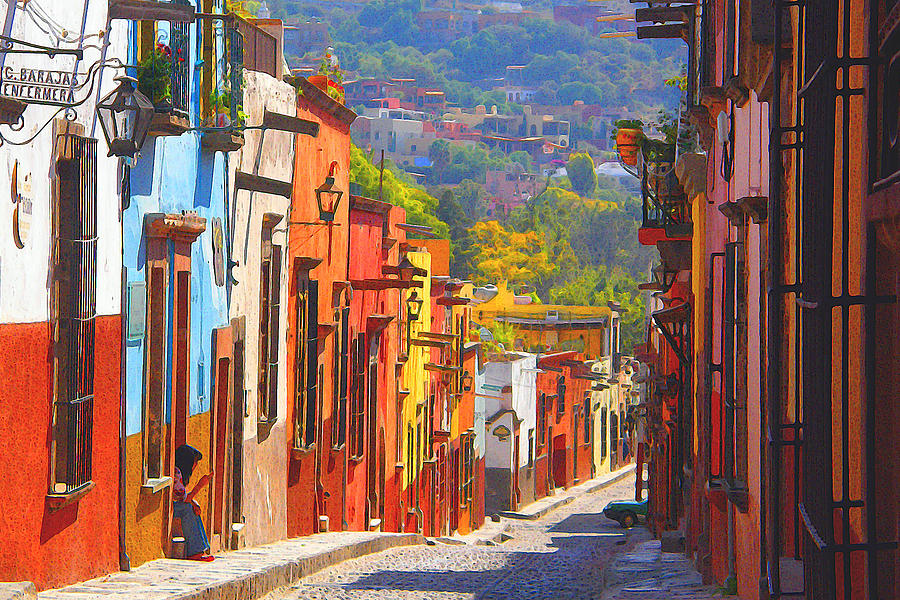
499 464 637 520
37 533 424 600
0 583 36 600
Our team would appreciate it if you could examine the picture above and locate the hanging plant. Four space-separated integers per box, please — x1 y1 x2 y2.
611 119 644 167
137 43 173 109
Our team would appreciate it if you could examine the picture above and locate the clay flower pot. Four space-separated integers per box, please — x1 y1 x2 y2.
616 128 644 166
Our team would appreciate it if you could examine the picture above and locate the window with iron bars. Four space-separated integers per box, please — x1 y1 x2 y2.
537 393 547 448
610 411 619 468
258 222 282 424
460 433 475 508
293 274 318 448
870 0 900 189
349 334 366 460
719 240 748 491
331 306 349 449
51 134 97 494
556 375 566 415
583 399 591 444
600 407 608 460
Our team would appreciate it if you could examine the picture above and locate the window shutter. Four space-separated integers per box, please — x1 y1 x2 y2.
267 248 282 422
304 280 318 447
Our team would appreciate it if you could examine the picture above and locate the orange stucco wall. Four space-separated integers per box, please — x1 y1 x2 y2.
0 317 121 590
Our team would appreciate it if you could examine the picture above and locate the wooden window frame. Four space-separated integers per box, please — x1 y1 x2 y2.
349 333 366 460
258 215 283 426
460 433 475 508
600 407 608 460
583 399 591 445
537 393 547 448
293 269 318 449
869 0 900 190
556 375 566 415
49 126 98 498
140 211 205 495
331 306 350 450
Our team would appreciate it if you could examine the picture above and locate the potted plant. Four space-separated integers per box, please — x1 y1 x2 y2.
612 119 644 166
137 43 173 110
308 48 345 105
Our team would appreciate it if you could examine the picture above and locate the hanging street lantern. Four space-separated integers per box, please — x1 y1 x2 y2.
96 75 154 158
315 161 344 222
406 290 424 322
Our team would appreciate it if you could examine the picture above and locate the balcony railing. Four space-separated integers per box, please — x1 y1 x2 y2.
170 19 190 117
638 141 691 243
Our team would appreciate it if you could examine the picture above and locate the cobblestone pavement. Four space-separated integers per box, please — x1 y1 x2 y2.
267 475 646 600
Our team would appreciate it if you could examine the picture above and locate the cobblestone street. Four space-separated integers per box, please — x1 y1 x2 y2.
267 476 647 600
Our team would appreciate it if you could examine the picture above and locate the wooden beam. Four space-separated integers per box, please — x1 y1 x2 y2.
637 23 688 39
234 171 293 198
108 0 195 22
262 110 320 137
635 6 691 23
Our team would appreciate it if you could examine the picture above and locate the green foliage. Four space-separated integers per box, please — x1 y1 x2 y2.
486 321 517 350
566 153 597 197
349 144 449 238
137 44 172 106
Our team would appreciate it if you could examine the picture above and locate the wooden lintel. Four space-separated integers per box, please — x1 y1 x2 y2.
636 23 688 40
351 279 423 291
367 314 395 332
424 363 462 373
294 256 323 271
418 331 458 342
145 212 206 242
262 110 320 137
108 0 195 22
635 6 692 23
412 338 450 348
234 170 293 199
736 196 768 223
436 296 470 306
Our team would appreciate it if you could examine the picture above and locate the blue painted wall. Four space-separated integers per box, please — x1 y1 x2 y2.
123 7 231 437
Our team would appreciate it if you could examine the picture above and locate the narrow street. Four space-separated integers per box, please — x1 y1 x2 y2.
268 476 645 600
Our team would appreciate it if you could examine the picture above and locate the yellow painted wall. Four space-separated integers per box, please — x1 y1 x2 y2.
125 412 216 568
467 281 612 359
400 248 432 493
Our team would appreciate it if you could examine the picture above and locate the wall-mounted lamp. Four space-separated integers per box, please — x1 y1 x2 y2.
315 161 344 222
96 75 154 158
406 290 424 322
461 371 474 392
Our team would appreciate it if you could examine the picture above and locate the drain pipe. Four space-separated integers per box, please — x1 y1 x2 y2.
118 243 130 571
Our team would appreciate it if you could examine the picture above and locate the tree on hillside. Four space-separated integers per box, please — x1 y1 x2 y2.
567 153 597 197
429 139 452 184
437 190 475 276
349 144 448 237
454 179 490 220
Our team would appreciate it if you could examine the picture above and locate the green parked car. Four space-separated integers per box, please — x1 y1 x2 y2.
602 498 648 528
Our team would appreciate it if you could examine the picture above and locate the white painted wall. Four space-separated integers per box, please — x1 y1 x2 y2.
227 69 297 430
480 353 537 471
0 0 127 323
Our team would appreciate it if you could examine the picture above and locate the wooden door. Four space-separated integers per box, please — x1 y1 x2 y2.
229 318 246 548
208 326 233 553
512 433 520 510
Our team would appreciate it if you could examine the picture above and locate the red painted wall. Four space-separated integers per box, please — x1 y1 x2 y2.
286 87 353 538
0 317 121 590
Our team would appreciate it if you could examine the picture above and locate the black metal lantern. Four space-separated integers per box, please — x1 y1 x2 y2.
406 290 424 322
461 371 474 392
396 256 417 281
652 264 678 292
315 161 344 222
96 76 154 158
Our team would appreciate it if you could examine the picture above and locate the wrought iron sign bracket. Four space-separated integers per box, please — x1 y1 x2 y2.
0 36 83 59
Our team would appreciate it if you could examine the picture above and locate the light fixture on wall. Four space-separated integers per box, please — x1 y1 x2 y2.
315 161 344 222
96 76 154 158
406 290 424 322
